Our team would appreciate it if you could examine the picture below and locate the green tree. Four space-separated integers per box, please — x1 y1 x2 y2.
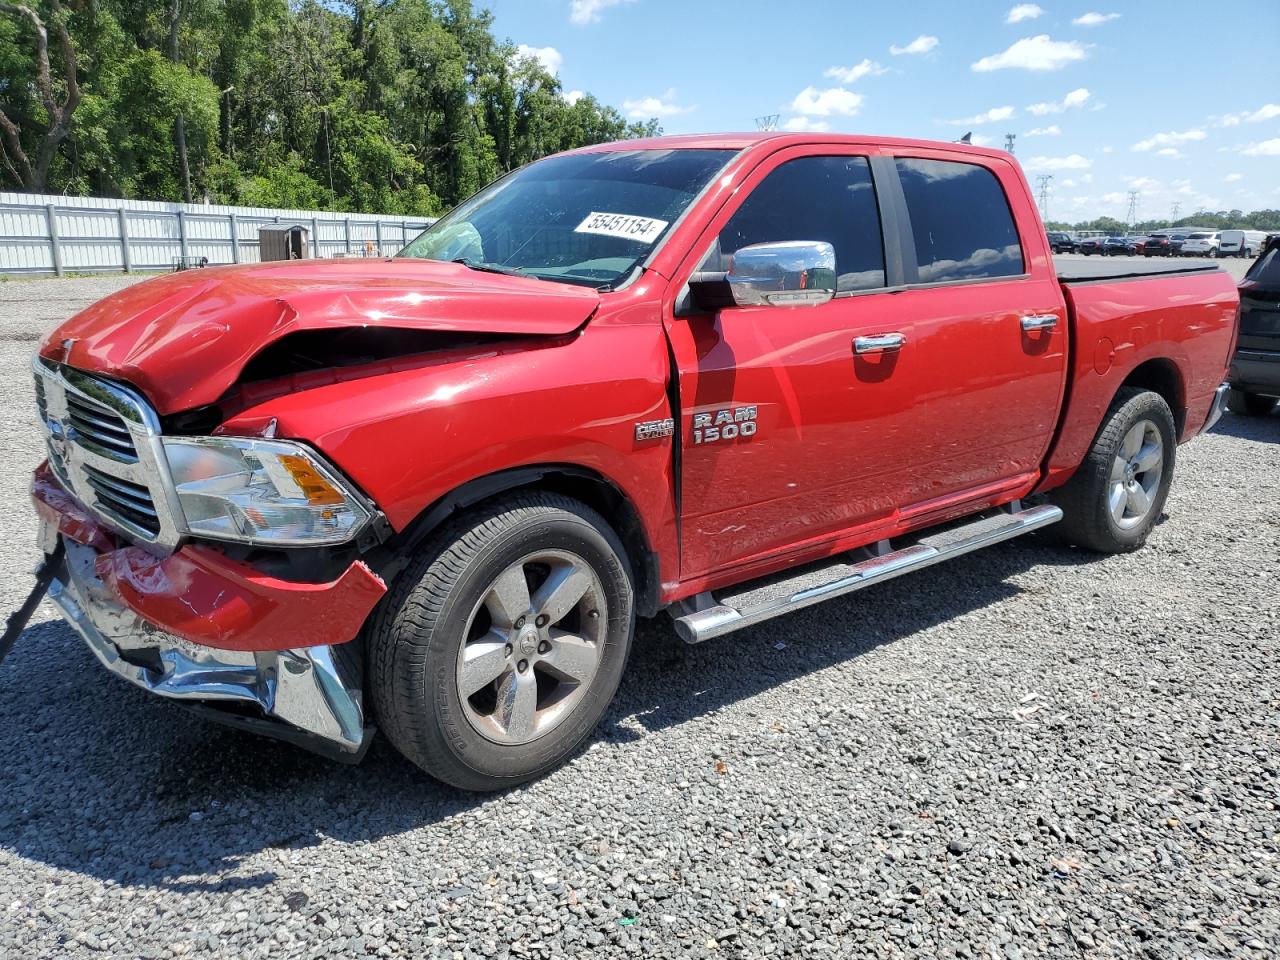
0 0 664 210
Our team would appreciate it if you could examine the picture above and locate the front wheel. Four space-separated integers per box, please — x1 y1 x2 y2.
368 492 635 790
1226 388 1277 417
1050 388 1177 553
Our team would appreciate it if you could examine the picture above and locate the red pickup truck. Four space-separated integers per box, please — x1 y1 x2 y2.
22 134 1237 790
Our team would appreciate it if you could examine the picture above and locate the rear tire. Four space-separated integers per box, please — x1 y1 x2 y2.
1050 388 1177 554
1226 388 1277 417
368 492 635 791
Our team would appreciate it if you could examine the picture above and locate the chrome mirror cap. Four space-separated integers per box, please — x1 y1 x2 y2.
727 240 837 307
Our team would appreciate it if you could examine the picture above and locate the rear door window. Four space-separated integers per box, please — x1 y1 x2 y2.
706 155 886 292
895 158 1024 283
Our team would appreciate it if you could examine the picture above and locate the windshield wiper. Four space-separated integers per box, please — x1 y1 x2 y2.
450 258 528 277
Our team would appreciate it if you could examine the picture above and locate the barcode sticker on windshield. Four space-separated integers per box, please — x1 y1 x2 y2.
574 211 668 244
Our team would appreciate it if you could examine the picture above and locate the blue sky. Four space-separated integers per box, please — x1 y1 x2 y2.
487 0 1279 223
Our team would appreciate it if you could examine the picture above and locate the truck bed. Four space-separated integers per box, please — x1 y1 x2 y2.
1055 259 1223 284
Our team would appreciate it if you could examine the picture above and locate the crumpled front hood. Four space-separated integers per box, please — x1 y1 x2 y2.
42 258 600 413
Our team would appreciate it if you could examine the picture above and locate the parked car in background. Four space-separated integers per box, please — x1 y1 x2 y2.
1104 236 1138 256
1227 236 1280 416
1181 232 1221 257
20 133 1238 789
1168 233 1191 255
1144 234 1175 257
1078 237 1106 256
1219 230 1267 259
1129 237 1147 255
1047 231 1077 254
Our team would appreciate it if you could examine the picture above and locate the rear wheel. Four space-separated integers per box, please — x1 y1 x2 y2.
368 493 635 790
1050 388 1176 553
1226 388 1277 417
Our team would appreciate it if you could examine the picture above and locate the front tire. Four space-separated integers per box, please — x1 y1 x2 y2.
368 493 635 790
1050 388 1177 553
1226 388 1277 417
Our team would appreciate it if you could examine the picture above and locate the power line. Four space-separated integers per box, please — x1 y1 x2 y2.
1004 133 1016 155
1126 190 1139 228
1035 174 1052 220
754 114 779 131
1170 201 1181 223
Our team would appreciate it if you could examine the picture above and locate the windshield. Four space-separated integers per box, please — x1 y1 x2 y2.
398 148 735 288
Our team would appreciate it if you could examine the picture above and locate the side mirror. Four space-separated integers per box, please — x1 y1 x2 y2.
687 240 837 312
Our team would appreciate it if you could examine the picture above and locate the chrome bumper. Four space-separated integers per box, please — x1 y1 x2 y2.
1203 382 1229 433
50 538 371 760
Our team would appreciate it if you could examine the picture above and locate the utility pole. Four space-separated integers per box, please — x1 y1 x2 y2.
1126 190 1139 229
754 114 779 131
1170 201 1181 224
1004 133 1016 155
1035 174 1052 221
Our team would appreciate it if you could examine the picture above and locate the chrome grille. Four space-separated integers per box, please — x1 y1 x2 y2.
83 464 161 536
33 358 183 550
65 393 139 461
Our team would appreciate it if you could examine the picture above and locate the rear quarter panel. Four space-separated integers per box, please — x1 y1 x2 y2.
1041 270 1238 488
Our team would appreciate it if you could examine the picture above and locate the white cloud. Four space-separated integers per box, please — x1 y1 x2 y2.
782 116 831 133
972 35 1088 72
1101 145 1113 153
1155 148 1181 157
823 59 886 84
1060 178 1076 187
1027 87 1090 115
1023 154 1092 171
515 44 563 75
1082 173 1093 183
562 90 585 106
1072 11 1120 25
946 105 1016 125
1220 103 1280 126
790 86 864 117
1132 128 1206 151
569 0 632 24
1003 4 1044 22
1026 125 1061 136
1126 176 1159 191
969 134 995 146
1224 173 1244 182
1243 138 1280 157
623 89 694 119
890 35 939 56
1006 4 1045 23
1101 191 1126 204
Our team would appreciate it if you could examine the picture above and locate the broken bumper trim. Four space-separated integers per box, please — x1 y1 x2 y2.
31 464 387 653
51 538 372 759
1202 382 1229 433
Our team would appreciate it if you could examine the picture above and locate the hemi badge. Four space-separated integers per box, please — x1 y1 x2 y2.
634 418 675 441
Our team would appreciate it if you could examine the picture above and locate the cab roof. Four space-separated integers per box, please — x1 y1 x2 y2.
568 131 1014 162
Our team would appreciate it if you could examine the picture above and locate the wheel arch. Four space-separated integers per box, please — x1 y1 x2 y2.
378 464 663 617
1117 357 1187 437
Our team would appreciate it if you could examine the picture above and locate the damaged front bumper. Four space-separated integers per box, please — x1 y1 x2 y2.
32 467 386 760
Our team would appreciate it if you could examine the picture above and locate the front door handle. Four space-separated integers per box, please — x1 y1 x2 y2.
854 333 906 355
1020 314 1059 332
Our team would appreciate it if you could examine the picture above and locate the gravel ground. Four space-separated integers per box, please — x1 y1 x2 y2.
0 268 1277 959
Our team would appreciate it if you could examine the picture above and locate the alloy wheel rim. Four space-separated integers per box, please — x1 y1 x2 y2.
455 550 606 745
1109 419 1163 529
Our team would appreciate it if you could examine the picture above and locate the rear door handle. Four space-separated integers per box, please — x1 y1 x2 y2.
854 333 906 354
1021 314 1059 331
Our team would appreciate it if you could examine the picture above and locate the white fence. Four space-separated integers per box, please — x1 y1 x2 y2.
0 192 436 276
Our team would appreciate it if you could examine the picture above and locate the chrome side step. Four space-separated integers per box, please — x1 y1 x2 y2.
669 503 1062 643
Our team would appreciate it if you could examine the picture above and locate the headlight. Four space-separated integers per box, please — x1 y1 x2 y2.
162 437 372 546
